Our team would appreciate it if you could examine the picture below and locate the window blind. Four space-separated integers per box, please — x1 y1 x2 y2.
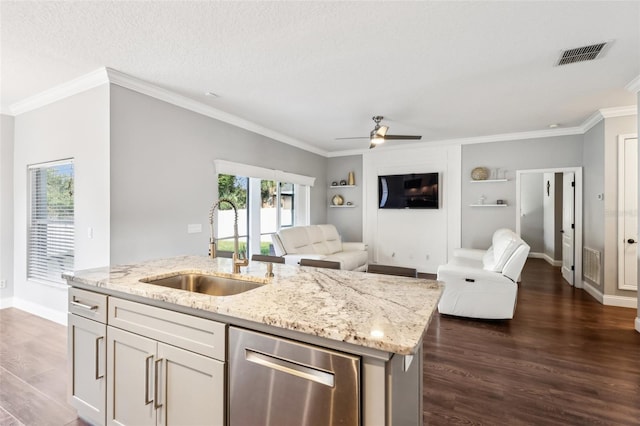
28 159 75 284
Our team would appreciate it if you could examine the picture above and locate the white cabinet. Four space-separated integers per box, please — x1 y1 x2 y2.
68 288 108 426
107 326 156 425
106 327 225 426
106 297 226 426
68 313 106 426
158 342 224 425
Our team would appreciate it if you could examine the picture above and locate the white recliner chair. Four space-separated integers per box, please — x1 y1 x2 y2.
436 229 530 320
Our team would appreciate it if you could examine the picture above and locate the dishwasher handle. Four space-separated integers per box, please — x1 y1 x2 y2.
245 348 335 388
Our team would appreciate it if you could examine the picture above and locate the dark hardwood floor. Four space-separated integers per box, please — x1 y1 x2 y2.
423 258 640 425
0 259 638 425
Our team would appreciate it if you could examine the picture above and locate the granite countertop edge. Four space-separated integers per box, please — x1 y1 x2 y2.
64 255 443 356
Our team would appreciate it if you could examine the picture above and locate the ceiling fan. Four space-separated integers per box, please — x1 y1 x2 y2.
336 116 422 149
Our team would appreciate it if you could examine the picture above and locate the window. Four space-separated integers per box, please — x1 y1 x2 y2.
28 159 75 284
259 180 295 255
217 174 308 257
217 174 249 256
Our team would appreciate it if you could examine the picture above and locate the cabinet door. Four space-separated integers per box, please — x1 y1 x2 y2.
68 314 106 426
156 342 225 426
107 326 157 426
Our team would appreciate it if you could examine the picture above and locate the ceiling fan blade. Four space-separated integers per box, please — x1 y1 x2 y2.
383 135 422 140
375 125 389 137
334 136 369 140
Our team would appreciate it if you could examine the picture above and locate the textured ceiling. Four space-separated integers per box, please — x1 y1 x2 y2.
1 1 639 155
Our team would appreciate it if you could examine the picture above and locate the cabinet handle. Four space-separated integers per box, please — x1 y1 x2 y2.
70 300 98 311
95 336 104 380
144 355 154 405
154 358 164 409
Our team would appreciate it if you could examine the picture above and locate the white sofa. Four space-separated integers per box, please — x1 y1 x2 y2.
271 224 368 271
436 228 530 319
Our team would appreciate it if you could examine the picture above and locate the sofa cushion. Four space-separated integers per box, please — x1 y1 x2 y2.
278 226 316 254
482 246 496 270
319 224 342 254
325 250 369 272
485 229 523 272
306 226 332 255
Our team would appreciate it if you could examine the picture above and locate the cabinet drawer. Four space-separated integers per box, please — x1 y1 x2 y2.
108 297 226 361
69 288 108 323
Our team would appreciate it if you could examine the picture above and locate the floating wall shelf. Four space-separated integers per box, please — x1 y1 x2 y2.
329 185 356 188
469 204 508 207
330 205 356 208
469 179 508 183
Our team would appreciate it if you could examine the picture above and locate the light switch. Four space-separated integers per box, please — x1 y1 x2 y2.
187 224 202 234
87 227 93 239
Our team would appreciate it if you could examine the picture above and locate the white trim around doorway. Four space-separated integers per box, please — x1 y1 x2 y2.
515 167 583 288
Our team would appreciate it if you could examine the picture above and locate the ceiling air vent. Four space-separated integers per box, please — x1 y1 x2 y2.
557 42 608 66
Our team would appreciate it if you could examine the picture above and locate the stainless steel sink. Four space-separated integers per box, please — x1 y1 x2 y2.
141 273 264 296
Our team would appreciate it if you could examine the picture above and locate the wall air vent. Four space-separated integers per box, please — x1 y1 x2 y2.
557 42 608 66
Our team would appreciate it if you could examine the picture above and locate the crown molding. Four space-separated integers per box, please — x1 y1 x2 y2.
9 68 109 115
104 68 327 157
625 74 640 93
599 105 637 118
8 66 327 157
329 126 585 157
581 105 637 133
7 66 637 159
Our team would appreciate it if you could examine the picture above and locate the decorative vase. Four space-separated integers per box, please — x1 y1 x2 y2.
331 194 344 206
471 167 490 180
347 171 355 186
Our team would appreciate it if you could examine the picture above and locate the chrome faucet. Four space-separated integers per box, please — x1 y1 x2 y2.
208 198 249 274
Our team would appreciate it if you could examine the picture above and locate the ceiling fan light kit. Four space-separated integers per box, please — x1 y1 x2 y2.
337 115 422 149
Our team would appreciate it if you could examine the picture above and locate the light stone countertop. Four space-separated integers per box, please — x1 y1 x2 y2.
63 255 443 355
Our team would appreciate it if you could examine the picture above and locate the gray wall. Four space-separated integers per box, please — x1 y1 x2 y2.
0 114 14 303
520 173 544 252
110 85 327 264
582 121 604 288
326 155 363 242
12 85 111 323
462 135 583 248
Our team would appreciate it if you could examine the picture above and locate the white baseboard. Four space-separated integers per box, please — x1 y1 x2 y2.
582 281 638 308
0 297 14 309
528 252 562 267
635 317 640 333
582 281 604 303
12 298 67 325
603 295 638 309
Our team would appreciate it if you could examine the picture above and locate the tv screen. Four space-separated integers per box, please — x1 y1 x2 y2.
378 173 439 209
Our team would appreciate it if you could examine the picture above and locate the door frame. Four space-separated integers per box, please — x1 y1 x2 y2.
516 167 583 288
617 134 638 291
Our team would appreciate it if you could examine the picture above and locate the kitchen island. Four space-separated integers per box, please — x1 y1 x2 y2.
65 255 443 425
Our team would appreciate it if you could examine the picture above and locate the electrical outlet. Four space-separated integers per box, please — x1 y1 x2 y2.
0 280 6 289
425 254 430 260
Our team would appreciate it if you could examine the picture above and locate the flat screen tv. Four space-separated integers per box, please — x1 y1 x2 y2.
378 173 439 209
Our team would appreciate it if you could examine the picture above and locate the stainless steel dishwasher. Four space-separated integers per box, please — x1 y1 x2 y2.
228 327 360 426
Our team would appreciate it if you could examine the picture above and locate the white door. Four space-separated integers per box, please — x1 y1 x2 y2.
561 172 575 285
618 136 638 290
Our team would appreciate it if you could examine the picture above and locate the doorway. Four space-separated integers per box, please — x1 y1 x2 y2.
618 134 638 291
516 167 583 287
